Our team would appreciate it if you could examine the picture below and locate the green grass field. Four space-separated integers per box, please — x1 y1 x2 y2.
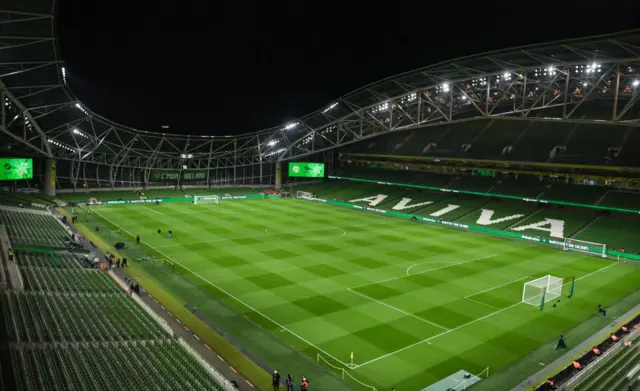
89 198 640 390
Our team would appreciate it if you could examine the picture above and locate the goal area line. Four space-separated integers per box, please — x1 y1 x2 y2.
350 261 618 369
89 207 621 373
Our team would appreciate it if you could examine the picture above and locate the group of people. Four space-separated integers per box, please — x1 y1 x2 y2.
272 370 308 391
124 277 141 295
104 252 128 269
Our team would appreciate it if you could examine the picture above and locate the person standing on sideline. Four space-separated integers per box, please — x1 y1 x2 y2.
272 370 281 391
7 248 14 261
136 234 140 245
285 373 293 391
300 376 309 391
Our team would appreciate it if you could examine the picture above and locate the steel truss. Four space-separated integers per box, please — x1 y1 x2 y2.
1 1 640 176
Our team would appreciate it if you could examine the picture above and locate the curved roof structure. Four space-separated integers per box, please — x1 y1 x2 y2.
1 0 640 171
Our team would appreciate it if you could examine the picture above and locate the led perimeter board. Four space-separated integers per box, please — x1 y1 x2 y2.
288 162 325 178
0 158 33 180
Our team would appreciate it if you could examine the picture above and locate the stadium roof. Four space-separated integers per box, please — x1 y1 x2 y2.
1 0 640 169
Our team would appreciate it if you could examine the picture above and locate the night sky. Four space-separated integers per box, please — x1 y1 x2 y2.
57 1 639 136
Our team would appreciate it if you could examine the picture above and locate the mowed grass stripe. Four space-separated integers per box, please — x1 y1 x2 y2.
91 200 640 391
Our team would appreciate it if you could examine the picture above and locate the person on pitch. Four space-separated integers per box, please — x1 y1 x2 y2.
271 370 281 391
598 304 607 316
285 373 293 391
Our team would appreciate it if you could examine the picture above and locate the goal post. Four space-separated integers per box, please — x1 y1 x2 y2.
193 195 220 205
522 275 564 306
296 190 314 199
562 238 607 258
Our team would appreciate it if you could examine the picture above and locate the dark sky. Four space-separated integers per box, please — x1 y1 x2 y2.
57 1 640 136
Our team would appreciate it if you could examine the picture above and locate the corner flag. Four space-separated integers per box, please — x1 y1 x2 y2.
350 352 354 366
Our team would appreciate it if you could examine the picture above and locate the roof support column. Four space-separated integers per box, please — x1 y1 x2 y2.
43 158 56 197
275 161 282 190
612 63 620 121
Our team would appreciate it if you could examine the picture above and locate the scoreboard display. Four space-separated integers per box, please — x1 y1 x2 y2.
288 162 325 178
0 158 33 180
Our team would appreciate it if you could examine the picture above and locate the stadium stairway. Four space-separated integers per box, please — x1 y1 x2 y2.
56 208 254 389
1 248 234 390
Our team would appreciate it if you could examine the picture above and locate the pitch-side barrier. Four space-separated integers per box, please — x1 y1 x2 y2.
73 194 280 206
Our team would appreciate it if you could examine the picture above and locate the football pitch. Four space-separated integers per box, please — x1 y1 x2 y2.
90 198 640 390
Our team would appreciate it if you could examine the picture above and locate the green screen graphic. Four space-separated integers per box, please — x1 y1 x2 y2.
0 158 33 180
288 162 325 178
150 170 180 182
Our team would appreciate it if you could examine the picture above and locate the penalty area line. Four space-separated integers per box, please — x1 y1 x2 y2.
406 261 460 276
351 260 619 369
354 263 617 369
90 208 351 368
347 288 450 331
464 297 501 310
351 300 524 369
349 253 501 290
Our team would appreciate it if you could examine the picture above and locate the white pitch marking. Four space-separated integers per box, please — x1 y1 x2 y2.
347 288 450 331
351 261 619 369
90 208 352 367
143 206 167 217
349 253 501 290
265 224 347 240
155 223 367 248
406 261 461 276
464 276 532 299
464 297 500 310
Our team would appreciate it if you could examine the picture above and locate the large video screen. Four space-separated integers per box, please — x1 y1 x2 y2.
0 158 33 180
288 162 325 178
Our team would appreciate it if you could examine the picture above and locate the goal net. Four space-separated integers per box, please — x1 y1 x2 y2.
193 195 220 205
522 275 564 306
563 238 607 258
296 190 314 199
